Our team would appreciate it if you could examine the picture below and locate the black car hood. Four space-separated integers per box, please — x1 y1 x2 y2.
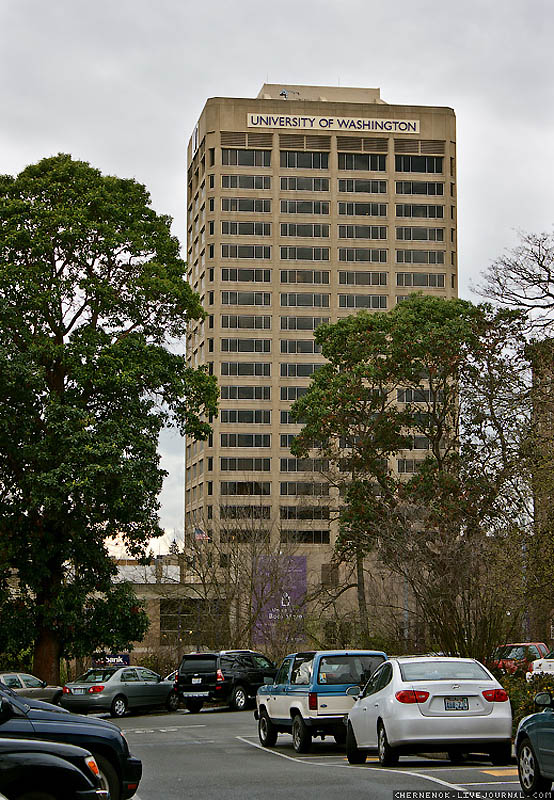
0 736 89 757
26 705 121 732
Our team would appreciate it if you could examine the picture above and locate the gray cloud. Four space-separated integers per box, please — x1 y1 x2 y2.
2 0 553 533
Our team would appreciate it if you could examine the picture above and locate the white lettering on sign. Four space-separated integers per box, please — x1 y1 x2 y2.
247 114 420 134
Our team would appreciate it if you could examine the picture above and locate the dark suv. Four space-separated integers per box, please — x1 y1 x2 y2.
176 650 276 712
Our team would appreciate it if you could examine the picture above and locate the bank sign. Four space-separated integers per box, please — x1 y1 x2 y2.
248 113 420 134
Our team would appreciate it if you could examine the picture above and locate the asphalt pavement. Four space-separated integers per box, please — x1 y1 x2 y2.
110 706 526 800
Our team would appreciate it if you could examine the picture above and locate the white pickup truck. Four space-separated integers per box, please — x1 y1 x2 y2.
255 649 387 752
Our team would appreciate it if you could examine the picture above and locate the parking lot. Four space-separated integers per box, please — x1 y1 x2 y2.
114 707 526 800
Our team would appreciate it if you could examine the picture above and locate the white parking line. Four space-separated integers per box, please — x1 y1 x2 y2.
236 737 480 795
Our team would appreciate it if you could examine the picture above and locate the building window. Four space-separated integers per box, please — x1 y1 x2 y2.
220 433 271 447
280 386 309 401
221 245 271 259
396 227 444 242
280 506 330 520
280 176 330 191
280 270 329 285
338 294 387 309
280 434 297 448
396 251 445 265
220 457 271 471
397 459 425 473
338 249 387 263
280 223 330 238
220 505 271 519
280 411 303 424
280 340 322 354
280 482 330 496
280 363 323 377
220 362 271 376
221 221 271 236
338 225 387 240
222 197 271 212
221 385 271 400
339 271 387 286
221 291 271 306
220 481 271 496
221 149 271 167
396 273 445 287
396 204 444 219
280 151 329 169
338 202 387 217
222 174 271 189
338 153 386 171
280 457 329 472
338 179 386 194
396 181 444 195
280 247 330 261
280 530 330 544
280 293 330 308
280 316 329 330
220 410 271 424
395 155 443 173
220 339 271 353
221 314 271 329
280 200 329 214
221 268 271 283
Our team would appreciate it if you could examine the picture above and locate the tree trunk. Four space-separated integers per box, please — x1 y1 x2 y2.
33 626 61 685
356 550 370 645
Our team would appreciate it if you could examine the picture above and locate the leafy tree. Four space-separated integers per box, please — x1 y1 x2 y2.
0 154 218 682
292 295 531 657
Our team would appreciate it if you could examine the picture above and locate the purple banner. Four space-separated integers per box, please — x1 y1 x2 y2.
252 555 307 646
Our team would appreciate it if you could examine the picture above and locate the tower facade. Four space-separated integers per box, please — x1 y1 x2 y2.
184 84 457 587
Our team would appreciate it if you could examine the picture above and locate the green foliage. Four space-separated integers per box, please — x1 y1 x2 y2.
489 669 554 733
0 155 218 677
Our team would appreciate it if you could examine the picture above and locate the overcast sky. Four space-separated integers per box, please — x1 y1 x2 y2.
1 0 553 547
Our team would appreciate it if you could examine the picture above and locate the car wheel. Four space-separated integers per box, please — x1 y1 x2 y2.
258 709 278 747
377 721 398 767
110 693 128 718
292 714 312 753
518 737 552 795
489 740 513 766
346 721 367 764
96 754 120 800
50 691 62 706
229 684 248 711
166 690 179 712
185 698 204 713
333 725 346 745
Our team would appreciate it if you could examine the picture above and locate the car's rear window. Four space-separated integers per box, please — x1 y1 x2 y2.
400 661 491 681
317 655 385 685
179 657 217 673
76 669 117 683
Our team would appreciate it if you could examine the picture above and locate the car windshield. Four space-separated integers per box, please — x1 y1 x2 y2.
400 660 492 681
317 655 385 685
494 646 527 660
75 669 117 683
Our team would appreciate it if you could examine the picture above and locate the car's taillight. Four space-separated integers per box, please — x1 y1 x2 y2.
216 669 224 682
482 689 509 702
88 685 105 694
308 692 317 711
528 663 534 672
395 690 429 704
62 686 71 694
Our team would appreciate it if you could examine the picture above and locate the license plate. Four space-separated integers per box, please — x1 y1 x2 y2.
73 688 86 695
181 691 209 697
192 677 202 684
444 696 469 710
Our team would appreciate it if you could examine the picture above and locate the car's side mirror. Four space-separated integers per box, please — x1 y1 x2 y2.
0 697 14 724
535 692 553 708
346 686 360 698
41 680 47 688
157 675 161 682
263 676 274 685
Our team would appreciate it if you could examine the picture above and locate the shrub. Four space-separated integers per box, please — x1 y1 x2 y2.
491 667 554 734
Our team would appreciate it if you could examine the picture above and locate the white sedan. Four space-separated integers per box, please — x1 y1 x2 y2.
526 649 554 682
346 656 512 766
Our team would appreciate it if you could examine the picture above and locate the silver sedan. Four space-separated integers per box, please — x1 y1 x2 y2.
0 672 63 705
61 666 179 717
346 656 512 766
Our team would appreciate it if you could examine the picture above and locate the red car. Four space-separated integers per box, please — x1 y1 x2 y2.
491 642 548 673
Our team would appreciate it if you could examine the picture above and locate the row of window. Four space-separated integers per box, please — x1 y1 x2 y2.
221 149 444 174
220 223 445 241
220 314 329 329
219 246 447 261
218 481 330 496
219 177 445 195
219 267 445 286
215 385 440 404
216 457 329 471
